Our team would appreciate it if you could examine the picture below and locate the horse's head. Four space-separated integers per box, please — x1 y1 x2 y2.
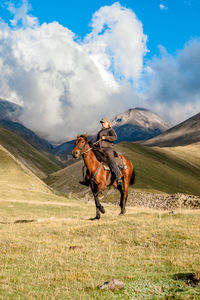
72 133 88 159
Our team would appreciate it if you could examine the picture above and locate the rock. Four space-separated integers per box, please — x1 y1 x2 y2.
69 246 83 250
98 279 124 291
110 190 200 210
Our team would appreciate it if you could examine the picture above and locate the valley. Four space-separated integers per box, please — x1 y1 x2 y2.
0 101 199 299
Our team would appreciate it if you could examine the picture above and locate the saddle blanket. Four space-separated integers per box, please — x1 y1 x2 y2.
103 156 127 171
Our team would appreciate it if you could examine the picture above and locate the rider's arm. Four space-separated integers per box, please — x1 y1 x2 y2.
103 128 117 142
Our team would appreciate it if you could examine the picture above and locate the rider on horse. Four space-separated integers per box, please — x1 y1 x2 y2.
97 117 122 185
80 117 122 186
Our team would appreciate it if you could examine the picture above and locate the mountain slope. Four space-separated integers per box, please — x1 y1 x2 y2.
0 144 51 197
142 112 200 147
0 119 55 153
0 125 62 179
45 142 200 196
0 98 22 121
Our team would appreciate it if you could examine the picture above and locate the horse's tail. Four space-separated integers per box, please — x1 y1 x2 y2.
130 168 135 185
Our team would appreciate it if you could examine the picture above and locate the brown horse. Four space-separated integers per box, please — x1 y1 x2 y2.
72 134 135 219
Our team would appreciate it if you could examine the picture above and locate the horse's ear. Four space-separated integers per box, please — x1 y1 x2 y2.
77 135 80 138
84 133 87 138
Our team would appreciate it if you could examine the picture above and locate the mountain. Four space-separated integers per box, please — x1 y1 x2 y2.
0 119 55 154
112 107 170 142
0 98 22 121
142 112 200 147
55 108 170 156
0 99 57 154
0 125 62 178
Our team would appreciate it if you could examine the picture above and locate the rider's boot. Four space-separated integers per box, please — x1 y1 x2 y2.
109 159 122 185
79 175 90 186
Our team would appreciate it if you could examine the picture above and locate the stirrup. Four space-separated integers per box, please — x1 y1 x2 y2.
117 178 123 185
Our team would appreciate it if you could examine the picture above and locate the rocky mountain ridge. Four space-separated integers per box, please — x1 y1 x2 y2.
112 107 169 130
111 107 170 143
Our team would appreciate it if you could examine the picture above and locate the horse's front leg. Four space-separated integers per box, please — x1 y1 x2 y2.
90 184 105 220
91 182 106 220
95 182 106 214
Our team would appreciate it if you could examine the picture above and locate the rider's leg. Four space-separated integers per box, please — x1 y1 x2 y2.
104 148 122 184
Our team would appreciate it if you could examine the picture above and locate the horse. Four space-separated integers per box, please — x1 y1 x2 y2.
72 134 135 220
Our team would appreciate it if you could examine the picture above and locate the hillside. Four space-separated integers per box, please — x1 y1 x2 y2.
45 142 200 197
143 112 200 147
0 125 62 179
0 144 51 198
0 98 22 121
0 119 55 154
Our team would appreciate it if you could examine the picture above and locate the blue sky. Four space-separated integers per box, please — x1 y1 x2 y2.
2 0 199 58
0 0 199 141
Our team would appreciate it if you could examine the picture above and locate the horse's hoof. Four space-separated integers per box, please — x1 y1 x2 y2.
90 216 100 221
99 206 105 214
119 211 126 216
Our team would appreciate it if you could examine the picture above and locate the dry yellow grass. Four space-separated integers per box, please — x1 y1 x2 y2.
0 194 200 299
0 145 50 195
0 142 200 299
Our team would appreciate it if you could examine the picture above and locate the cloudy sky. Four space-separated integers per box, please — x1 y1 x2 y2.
0 0 199 141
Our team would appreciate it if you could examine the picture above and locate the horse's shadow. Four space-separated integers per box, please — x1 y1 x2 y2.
173 273 200 287
0 219 36 224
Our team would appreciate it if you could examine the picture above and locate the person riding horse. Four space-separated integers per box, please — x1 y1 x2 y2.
97 117 122 185
80 117 122 186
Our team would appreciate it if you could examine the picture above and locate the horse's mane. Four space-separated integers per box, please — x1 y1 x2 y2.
79 135 110 165
89 139 110 165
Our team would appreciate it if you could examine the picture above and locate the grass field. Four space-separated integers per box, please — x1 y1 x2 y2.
0 195 200 299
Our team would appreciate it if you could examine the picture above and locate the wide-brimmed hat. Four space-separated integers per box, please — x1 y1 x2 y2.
100 117 110 123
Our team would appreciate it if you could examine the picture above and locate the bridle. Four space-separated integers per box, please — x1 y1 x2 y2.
74 138 102 155
74 138 92 155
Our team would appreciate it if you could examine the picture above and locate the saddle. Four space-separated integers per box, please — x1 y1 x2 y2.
92 147 127 171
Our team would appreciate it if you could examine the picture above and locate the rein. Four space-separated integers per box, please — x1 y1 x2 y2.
80 139 102 155
76 138 103 180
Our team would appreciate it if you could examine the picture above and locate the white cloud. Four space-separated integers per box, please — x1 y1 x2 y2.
159 4 168 10
144 39 200 124
84 3 147 81
0 1 147 141
0 1 199 142
7 0 38 27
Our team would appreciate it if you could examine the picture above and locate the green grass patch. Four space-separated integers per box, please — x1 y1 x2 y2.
116 142 200 196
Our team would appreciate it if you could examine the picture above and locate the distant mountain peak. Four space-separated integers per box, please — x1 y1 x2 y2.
112 107 170 131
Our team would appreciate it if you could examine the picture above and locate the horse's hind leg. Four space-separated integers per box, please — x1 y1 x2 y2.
119 180 129 215
118 184 124 212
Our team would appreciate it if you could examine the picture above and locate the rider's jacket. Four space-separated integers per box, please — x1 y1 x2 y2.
97 127 117 149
